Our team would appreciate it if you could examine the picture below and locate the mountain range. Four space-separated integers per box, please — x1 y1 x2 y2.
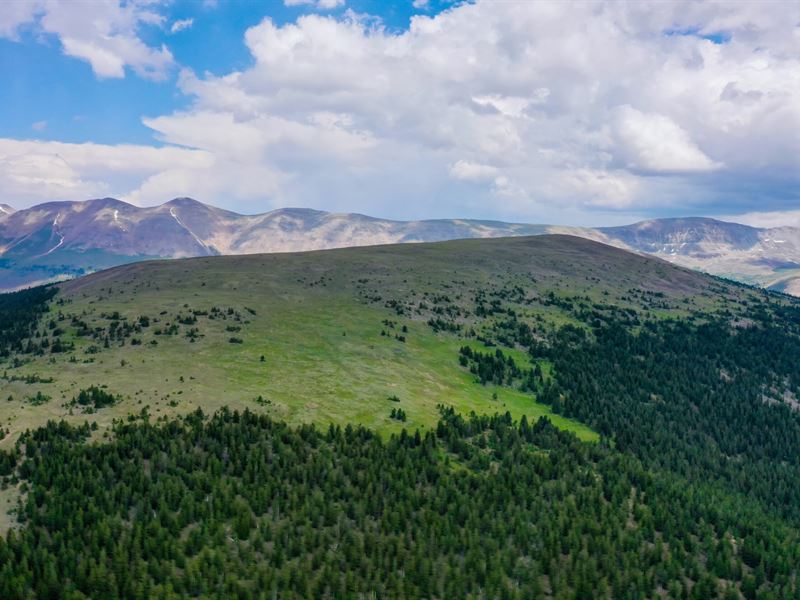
2 196 799 295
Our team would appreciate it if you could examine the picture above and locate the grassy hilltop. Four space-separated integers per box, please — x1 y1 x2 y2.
4 235 800 598
0 234 749 448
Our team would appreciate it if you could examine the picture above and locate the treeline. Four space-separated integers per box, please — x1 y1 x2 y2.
535 316 800 526
0 286 57 357
2 408 796 599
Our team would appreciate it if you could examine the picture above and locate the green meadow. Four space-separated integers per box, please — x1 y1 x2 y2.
1 235 756 450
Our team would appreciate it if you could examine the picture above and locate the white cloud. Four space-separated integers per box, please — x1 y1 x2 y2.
170 18 194 34
31 121 47 132
4 1 800 224
0 138 212 205
0 2 42 39
1 0 174 79
613 106 723 173
449 160 497 182
472 94 540 119
412 0 430 9
562 169 641 209
152 2 798 220
0 152 99 199
284 0 345 10
726 210 800 229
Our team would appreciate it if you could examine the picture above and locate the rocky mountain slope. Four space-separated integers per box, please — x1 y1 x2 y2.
2 197 800 294
565 217 800 294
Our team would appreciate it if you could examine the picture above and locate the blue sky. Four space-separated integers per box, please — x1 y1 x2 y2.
1 0 798 226
1 1 441 144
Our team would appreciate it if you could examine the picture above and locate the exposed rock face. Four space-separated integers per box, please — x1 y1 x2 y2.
596 218 800 291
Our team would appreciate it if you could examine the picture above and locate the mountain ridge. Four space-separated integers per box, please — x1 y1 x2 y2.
2 197 800 294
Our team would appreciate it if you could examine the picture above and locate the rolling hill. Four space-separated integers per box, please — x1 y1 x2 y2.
4 197 800 295
3 234 800 598
0 233 752 450
0 197 547 291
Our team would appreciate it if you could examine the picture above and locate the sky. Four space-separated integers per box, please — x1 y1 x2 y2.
0 0 798 226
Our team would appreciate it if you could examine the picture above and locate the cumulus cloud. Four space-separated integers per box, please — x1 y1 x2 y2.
0 138 212 205
613 106 722 174
153 1 798 219
0 0 174 79
4 1 800 223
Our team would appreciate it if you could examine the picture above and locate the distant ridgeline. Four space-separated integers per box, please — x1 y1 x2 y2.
4 197 800 295
1 238 800 597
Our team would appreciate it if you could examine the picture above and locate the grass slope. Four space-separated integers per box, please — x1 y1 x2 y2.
0 235 754 451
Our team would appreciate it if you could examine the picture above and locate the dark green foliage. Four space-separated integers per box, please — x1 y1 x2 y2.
24 391 50 406
49 337 74 353
0 447 16 476
3 408 797 599
541 314 800 524
389 407 406 421
459 345 526 386
71 386 119 409
0 286 57 357
1 373 54 384
427 316 461 333
177 314 197 325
